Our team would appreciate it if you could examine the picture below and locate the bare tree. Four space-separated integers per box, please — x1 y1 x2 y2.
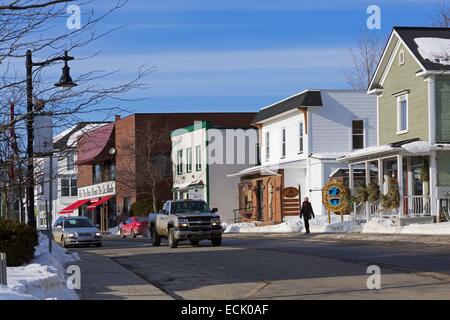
344 33 384 90
0 1 153 224
432 1 450 27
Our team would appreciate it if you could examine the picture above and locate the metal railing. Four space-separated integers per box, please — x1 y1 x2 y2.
0 252 6 286
403 195 431 216
233 206 256 223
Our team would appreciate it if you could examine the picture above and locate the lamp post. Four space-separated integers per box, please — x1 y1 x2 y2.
25 50 77 228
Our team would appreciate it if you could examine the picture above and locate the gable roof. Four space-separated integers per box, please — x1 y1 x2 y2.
369 27 450 92
395 27 450 71
252 90 322 124
53 122 110 151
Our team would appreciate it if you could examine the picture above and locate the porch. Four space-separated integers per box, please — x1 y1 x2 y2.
342 140 441 224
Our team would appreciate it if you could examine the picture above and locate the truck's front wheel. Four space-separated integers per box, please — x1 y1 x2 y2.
150 226 161 247
211 236 222 247
168 228 178 248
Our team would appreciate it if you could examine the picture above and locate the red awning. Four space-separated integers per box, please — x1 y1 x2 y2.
87 195 112 210
75 122 115 165
59 199 90 215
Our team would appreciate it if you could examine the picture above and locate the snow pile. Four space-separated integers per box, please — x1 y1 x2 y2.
415 37 450 66
224 220 302 234
1 232 80 300
362 219 450 235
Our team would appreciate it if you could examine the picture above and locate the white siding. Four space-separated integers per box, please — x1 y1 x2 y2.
310 90 377 154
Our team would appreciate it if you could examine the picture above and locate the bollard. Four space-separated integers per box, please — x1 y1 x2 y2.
0 252 6 286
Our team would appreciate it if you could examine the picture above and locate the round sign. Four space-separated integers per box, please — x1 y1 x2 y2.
283 187 299 198
322 180 348 213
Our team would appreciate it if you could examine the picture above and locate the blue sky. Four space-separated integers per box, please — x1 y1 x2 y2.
71 0 440 117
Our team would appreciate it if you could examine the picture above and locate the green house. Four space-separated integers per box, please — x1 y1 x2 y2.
340 27 450 222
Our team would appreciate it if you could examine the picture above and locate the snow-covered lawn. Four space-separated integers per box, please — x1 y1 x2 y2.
362 219 450 236
0 232 80 300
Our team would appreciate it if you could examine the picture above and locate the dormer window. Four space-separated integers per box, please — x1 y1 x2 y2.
399 50 405 65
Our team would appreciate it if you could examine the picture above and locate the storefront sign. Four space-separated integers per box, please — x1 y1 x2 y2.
322 179 348 213
78 181 115 200
188 188 204 200
283 187 299 198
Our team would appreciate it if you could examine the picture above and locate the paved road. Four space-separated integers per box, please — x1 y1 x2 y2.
73 233 450 300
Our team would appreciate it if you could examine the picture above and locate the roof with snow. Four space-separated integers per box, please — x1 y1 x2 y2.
395 27 450 71
53 122 110 151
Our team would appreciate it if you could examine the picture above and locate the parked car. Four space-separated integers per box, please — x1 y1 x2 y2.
148 199 223 248
53 216 102 248
120 216 149 238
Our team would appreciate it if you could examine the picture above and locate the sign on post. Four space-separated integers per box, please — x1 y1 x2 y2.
322 179 349 223
34 115 53 156
0 252 7 285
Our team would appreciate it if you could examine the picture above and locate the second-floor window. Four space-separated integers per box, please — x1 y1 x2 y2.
397 94 408 133
61 178 77 197
195 145 202 171
176 150 183 175
352 120 364 150
299 122 304 153
93 164 101 184
281 128 286 158
67 154 75 171
265 131 270 161
186 148 192 173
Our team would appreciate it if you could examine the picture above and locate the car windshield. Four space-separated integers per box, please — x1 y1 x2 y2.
171 201 210 214
64 218 93 228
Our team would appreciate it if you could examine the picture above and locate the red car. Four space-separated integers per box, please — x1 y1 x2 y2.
120 216 149 238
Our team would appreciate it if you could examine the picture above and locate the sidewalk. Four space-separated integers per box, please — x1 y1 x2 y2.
75 251 172 300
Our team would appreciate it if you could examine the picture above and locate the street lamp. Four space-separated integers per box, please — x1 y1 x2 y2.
25 49 77 228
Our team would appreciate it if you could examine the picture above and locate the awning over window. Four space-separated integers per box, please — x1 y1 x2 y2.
59 199 90 215
75 122 115 165
87 195 112 210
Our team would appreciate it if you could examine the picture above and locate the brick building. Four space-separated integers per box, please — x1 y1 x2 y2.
73 113 256 231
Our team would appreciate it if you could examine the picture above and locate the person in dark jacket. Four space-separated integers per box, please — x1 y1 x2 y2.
300 197 315 234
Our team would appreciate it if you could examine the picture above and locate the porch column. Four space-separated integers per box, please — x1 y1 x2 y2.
378 159 384 196
365 161 371 221
430 152 438 218
397 155 404 217
349 164 354 191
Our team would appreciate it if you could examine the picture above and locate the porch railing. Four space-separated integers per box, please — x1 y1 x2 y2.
403 195 431 216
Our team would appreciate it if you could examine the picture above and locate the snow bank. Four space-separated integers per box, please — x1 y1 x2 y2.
1 232 80 300
362 219 450 236
415 37 450 66
224 220 302 233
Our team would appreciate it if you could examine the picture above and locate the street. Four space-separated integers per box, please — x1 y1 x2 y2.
72 234 450 300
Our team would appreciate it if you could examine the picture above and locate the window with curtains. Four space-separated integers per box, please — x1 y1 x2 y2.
299 122 304 153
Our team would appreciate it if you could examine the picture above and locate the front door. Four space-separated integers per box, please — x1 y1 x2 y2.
256 180 264 221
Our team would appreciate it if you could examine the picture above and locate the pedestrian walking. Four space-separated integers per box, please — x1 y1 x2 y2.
300 197 315 234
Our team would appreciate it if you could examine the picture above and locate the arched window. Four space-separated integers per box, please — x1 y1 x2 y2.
399 50 405 65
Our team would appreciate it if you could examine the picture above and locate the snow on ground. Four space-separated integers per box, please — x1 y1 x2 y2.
362 219 450 236
224 215 360 234
1 232 80 300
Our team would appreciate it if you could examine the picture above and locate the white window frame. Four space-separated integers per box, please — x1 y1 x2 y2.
67 153 75 171
195 145 202 171
351 120 365 150
298 122 304 154
176 149 183 175
265 131 270 161
186 147 192 173
397 94 409 135
399 50 405 65
281 127 286 159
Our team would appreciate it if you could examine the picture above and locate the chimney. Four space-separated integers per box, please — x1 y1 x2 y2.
115 115 121 122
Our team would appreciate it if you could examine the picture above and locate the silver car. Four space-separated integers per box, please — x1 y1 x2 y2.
53 216 102 248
